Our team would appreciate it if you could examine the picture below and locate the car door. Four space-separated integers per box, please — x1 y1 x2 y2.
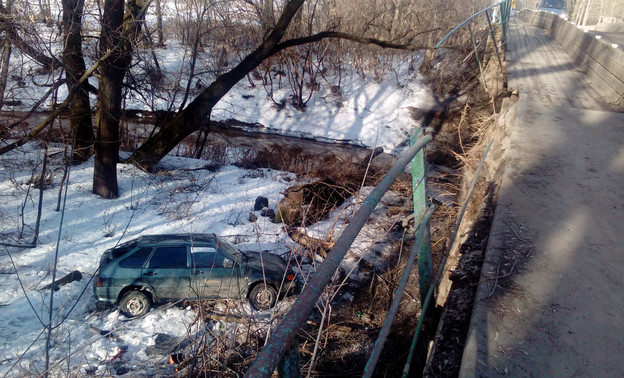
190 246 242 300
142 245 191 300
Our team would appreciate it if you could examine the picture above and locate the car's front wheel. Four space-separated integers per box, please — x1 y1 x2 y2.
249 283 277 311
119 291 151 318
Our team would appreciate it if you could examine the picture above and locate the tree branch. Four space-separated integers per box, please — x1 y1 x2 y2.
269 28 440 56
0 0 152 157
0 58 103 155
0 7 62 70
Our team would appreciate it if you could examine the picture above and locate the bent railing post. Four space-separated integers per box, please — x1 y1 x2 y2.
411 129 432 302
501 0 511 45
401 141 493 377
245 134 433 378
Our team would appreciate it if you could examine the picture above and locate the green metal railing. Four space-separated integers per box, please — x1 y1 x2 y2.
435 0 512 50
436 0 512 91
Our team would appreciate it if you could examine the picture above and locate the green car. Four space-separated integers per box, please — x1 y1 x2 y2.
94 234 297 317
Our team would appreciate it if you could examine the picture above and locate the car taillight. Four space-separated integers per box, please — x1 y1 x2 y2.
287 274 295 281
97 277 103 287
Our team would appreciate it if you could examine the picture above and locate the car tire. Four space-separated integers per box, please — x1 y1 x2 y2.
249 283 277 311
119 291 151 318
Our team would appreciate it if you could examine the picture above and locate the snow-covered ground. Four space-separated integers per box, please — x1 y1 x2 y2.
0 58 433 375
209 61 433 153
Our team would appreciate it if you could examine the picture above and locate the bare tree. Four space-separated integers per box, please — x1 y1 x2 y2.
0 4 61 70
93 0 150 198
127 0 308 170
2 0 448 196
62 0 95 162
154 0 164 46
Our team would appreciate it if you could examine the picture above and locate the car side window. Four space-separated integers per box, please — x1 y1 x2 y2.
148 246 188 269
191 247 235 269
119 247 153 268
221 252 234 268
191 247 217 268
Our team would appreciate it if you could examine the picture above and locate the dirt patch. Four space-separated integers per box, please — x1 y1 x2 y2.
276 178 353 226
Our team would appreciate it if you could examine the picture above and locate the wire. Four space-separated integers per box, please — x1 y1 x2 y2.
45 147 71 377
4 327 47 377
4 247 46 327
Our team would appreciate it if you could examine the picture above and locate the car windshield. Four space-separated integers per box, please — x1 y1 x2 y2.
540 0 566 9
216 236 245 263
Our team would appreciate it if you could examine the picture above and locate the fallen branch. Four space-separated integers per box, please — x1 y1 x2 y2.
40 270 82 291
288 228 334 258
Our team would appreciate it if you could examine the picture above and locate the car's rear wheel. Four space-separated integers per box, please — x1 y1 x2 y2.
249 283 277 311
119 291 151 318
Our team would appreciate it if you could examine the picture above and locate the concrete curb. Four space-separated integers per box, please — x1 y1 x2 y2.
457 96 519 378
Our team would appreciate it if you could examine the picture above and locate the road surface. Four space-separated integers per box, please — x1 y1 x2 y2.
460 17 624 377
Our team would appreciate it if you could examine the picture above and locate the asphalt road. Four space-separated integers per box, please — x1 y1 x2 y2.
460 18 624 377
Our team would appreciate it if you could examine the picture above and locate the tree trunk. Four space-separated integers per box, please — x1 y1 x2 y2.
582 0 592 26
127 0 305 171
178 7 205 111
0 0 13 112
420 11 437 74
154 0 164 46
0 35 12 112
93 0 124 198
62 0 95 163
93 0 148 197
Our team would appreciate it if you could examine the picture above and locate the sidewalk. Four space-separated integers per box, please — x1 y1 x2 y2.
459 18 624 377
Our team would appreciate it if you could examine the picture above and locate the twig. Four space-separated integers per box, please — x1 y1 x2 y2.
483 260 518 298
477 260 516 286
307 300 328 378
374 272 416 301
503 218 523 241
487 260 501 297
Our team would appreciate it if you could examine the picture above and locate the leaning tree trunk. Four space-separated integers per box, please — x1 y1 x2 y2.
62 0 95 163
0 5 62 70
93 0 148 198
127 0 305 171
126 0 427 171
